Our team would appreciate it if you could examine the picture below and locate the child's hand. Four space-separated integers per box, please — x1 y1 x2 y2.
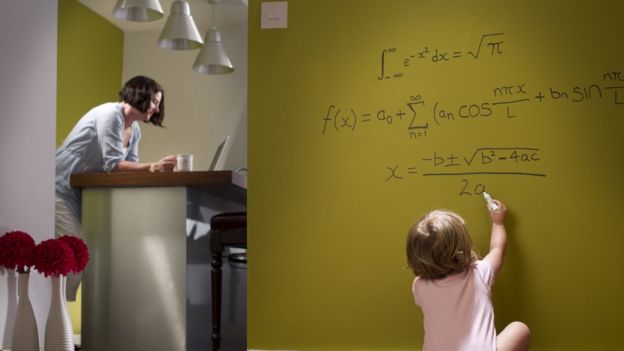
489 199 507 224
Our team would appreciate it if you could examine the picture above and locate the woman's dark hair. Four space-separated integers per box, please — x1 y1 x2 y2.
119 75 165 127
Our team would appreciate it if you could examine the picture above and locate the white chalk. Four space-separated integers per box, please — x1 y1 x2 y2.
482 192 500 212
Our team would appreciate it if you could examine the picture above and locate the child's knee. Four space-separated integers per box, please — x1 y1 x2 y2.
510 321 531 336
509 321 531 346
498 321 531 351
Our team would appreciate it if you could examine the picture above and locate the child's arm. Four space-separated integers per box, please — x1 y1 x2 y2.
483 199 507 277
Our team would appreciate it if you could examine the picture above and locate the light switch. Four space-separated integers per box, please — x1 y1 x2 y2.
261 1 288 29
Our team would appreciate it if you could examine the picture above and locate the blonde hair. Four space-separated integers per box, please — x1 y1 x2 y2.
406 210 478 280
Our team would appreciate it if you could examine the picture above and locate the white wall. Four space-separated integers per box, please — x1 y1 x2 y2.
0 0 58 347
123 22 248 171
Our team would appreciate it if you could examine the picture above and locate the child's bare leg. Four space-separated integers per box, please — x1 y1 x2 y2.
497 321 531 351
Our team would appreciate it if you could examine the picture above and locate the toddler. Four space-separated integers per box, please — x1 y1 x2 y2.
406 199 531 351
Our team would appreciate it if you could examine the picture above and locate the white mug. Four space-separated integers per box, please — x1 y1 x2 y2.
175 154 193 172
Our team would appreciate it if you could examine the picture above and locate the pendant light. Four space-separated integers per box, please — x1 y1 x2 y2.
157 0 204 50
192 0 234 74
112 0 164 22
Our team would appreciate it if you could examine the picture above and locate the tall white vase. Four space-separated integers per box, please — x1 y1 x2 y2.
2 269 18 349
11 272 39 351
44 276 73 351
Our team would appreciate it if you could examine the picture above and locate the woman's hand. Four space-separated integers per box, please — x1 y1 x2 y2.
151 155 177 172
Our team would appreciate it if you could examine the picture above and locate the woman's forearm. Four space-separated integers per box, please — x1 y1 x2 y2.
112 160 152 172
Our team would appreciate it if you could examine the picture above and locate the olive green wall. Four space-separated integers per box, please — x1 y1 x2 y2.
248 1 624 350
57 0 123 146
57 0 123 333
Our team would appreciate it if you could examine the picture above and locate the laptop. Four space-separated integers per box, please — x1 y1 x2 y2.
208 136 231 171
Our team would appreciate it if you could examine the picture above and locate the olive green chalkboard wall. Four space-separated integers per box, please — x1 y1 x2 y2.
249 1 624 349
57 0 123 146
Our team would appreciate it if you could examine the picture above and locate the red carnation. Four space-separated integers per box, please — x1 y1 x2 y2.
0 231 36 273
58 235 89 273
33 239 76 277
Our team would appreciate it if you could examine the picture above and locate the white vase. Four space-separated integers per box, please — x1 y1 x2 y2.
44 276 73 351
1 269 18 349
11 272 40 351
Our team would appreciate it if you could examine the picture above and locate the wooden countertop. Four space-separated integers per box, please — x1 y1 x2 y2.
70 170 246 204
70 170 233 188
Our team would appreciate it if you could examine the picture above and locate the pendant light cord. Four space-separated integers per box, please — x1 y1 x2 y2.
211 2 216 28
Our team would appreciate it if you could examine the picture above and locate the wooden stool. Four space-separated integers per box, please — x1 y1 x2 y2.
209 212 247 351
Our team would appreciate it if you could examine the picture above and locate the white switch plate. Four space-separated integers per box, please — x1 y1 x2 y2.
261 1 288 29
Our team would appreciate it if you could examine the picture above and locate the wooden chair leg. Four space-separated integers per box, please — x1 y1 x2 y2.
211 249 222 351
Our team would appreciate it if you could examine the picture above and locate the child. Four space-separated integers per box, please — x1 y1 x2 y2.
406 199 531 351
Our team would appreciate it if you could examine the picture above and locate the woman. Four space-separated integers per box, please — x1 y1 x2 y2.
55 75 176 300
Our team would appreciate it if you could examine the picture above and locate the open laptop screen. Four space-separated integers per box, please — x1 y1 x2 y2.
208 136 231 171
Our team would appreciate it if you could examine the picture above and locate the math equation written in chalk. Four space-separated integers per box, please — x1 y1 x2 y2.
384 147 546 196
317 30 624 195
377 32 505 80
322 72 624 140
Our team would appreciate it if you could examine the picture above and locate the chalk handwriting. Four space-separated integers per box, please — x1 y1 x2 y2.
378 33 505 80
383 146 546 195
323 73 624 139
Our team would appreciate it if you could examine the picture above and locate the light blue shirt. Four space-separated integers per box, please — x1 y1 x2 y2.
56 102 141 221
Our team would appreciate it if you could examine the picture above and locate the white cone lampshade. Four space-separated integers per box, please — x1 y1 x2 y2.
157 0 204 50
192 28 234 74
112 0 164 22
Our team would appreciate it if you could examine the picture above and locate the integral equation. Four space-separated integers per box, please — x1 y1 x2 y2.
322 72 624 139
378 32 505 80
